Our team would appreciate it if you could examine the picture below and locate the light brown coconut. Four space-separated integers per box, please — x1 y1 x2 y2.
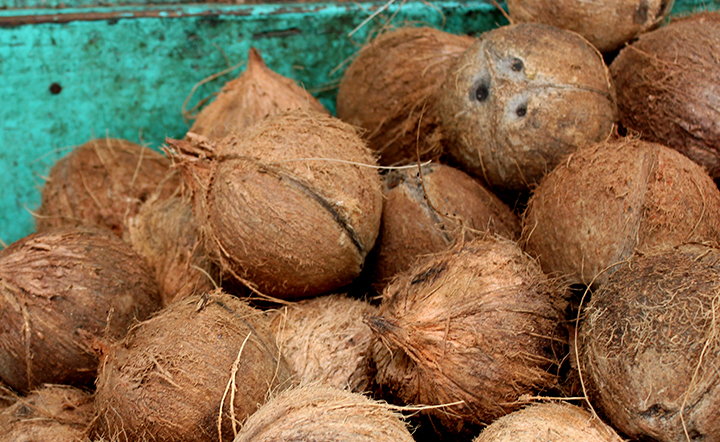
233 384 415 442
507 0 674 53
36 138 179 237
437 23 617 193
367 236 567 437
611 12 720 178
166 110 383 300
580 244 720 442
0 227 162 392
337 26 474 165
521 137 720 288
92 290 295 442
189 47 329 140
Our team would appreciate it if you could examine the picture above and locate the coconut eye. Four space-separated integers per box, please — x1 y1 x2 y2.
476 84 490 102
511 58 524 72
516 104 527 117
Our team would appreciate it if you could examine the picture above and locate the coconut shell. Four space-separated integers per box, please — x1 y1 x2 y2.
437 23 617 192
610 12 720 178
189 47 329 140
36 138 179 237
580 244 720 442
367 236 566 437
233 384 415 442
521 137 720 287
167 110 383 299
337 27 474 166
92 291 294 442
0 227 162 392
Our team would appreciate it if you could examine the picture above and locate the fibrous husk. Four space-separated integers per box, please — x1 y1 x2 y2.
367 236 567 437
268 294 377 393
166 110 383 300
580 243 720 442
610 12 720 178
521 137 720 288
189 47 329 140
0 227 162 392
507 0 674 53
233 384 415 442
437 23 617 193
36 138 179 237
337 26 474 166
91 290 295 442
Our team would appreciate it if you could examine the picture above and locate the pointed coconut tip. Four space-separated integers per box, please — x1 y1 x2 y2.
247 46 267 71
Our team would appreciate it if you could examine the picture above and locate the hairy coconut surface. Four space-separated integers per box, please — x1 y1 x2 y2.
92 291 294 442
367 237 566 437
580 244 720 442
167 110 383 299
337 26 474 166
521 137 720 287
268 294 377 392
0 227 162 392
189 47 328 140
233 384 415 442
437 23 616 193
36 138 179 237
507 0 674 53
611 12 720 178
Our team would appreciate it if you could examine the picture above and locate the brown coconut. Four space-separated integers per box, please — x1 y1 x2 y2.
0 227 162 392
92 290 294 442
367 236 566 437
610 12 720 178
580 244 720 442
233 384 415 442
189 47 329 140
521 137 720 288
437 23 617 193
337 26 474 165
507 0 674 53
166 110 383 299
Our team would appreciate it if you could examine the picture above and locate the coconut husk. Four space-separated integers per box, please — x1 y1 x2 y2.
437 23 617 193
233 384 415 442
521 137 720 288
0 227 162 392
189 47 329 140
367 236 567 437
337 26 474 166
580 243 720 442
611 12 720 178
166 110 383 300
36 138 179 237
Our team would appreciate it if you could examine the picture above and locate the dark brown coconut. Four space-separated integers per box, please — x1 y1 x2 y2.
167 110 383 299
521 137 720 287
233 384 415 442
337 27 474 165
611 12 720 178
437 23 617 192
0 227 162 392
92 291 294 442
367 236 566 437
507 0 674 53
189 47 329 140
580 244 720 442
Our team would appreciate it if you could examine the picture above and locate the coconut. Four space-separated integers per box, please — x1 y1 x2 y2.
580 244 720 442
367 236 566 437
336 27 474 166
233 384 415 442
166 110 383 300
189 47 329 140
0 227 162 392
92 290 294 442
507 0 674 53
610 12 720 178
521 137 720 288
437 23 617 193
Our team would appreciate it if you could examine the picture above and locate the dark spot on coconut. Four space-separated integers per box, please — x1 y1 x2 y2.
516 104 527 118
634 0 649 24
688 429 703 441
475 83 490 102
641 403 672 418
49 83 62 95
385 171 404 190
511 58 524 72
411 262 447 285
